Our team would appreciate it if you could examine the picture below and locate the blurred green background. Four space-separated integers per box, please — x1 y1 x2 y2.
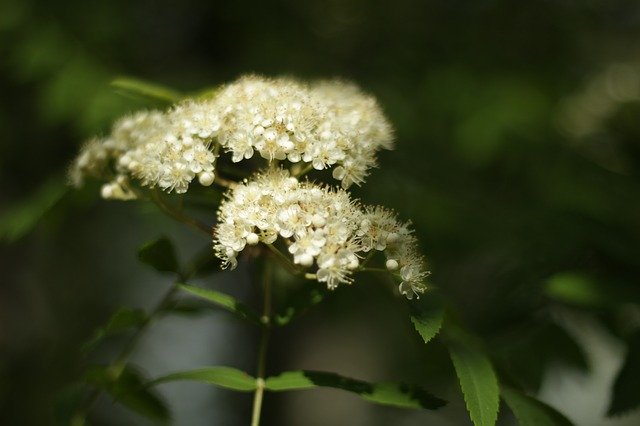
1 0 640 425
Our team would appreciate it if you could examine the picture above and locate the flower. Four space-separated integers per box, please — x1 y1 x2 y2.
212 169 428 298
70 75 394 195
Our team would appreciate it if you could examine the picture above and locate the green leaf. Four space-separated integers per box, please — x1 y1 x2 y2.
184 245 222 279
82 308 148 354
86 365 170 423
158 300 210 317
265 371 446 410
179 284 261 325
111 77 182 104
274 282 325 326
501 386 573 426
544 272 605 308
138 236 180 275
149 367 256 392
445 325 500 426
0 176 67 242
410 292 444 345
608 330 640 416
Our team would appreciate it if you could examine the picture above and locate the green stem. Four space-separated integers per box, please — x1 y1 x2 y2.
150 189 211 235
292 162 314 178
359 267 389 273
251 261 272 426
213 175 237 190
265 243 302 275
72 281 180 425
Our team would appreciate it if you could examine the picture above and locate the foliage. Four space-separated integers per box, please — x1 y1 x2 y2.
2 1 640 425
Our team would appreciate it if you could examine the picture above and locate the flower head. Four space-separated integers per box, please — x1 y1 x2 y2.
212 169 428 298
70 75 394 196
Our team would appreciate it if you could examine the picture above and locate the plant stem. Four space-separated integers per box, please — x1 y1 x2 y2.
149 189 211 235
265 243 301 275
213 175 237 189
250 261 272 426
359 267 389 273
292 162 314 177
72 281 180 425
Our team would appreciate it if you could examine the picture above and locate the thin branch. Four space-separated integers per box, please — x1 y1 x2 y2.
264 243 302 275
251 261 272 426
149 189 211 235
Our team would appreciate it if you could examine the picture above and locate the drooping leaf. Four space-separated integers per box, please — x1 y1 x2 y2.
445 325 500 426
0 176 67 242
178 284 261 325
82 308 148 354
608 330 640 416
274 282 325 326
410 292 444 345
111 77 182 104
265 370 446 410
138 236 180 275
149 367 256 392
501 386 574 426
85 365 170 423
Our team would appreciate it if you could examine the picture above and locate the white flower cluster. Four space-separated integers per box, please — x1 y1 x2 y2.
69 75 393 198
215 76 393 188
213 169 428 299
69 104 220 197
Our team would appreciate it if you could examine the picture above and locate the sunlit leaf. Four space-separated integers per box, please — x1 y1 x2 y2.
445 324 500 426
150 367 256 392
544 272 605 307
138 236 180 275
179 284 261 325
501 386 573 426
82 308 148 354
608 331 640 416
111 77 182 104
265 370 446 410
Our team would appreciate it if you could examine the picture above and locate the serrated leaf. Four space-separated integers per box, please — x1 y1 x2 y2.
265 370 446 410
501 386 573 426
608 330 640 416
138 236 180 274
274 282 325 326
179 284 261 325
86 365 170 423
82 308 148 354
111 77 181 104
446 326 500 426
150 367 256 392
0 176 67 242
410 292 444 345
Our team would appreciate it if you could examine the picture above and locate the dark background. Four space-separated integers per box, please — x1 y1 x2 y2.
1 0 640 425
